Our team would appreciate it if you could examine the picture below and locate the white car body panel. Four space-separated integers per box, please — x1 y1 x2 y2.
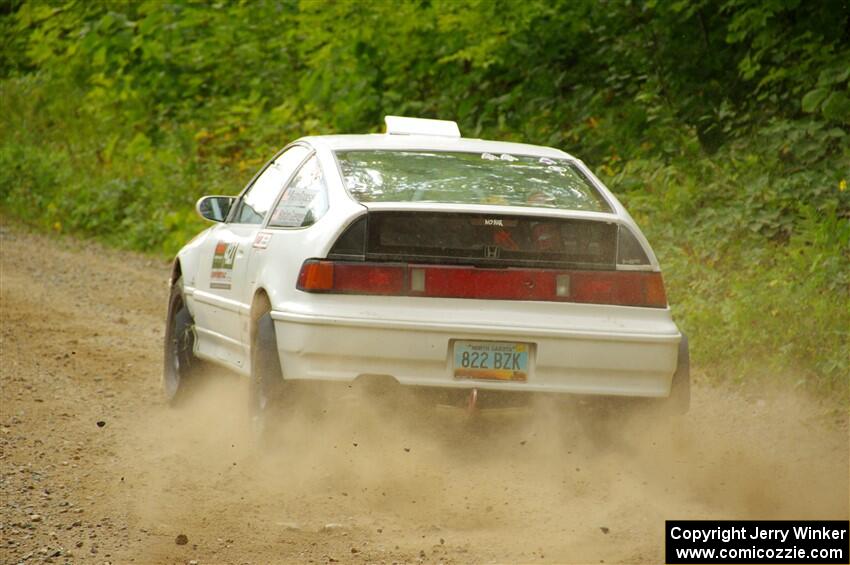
269 295 678 397
189 223 257 369
177 127 682 396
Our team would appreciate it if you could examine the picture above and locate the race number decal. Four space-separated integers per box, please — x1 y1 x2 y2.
252 231 272 249
210 241 238 290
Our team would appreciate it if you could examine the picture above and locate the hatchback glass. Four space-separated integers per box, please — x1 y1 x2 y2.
336 150 612 212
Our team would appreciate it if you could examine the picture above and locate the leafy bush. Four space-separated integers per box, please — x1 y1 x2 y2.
1 0 847 399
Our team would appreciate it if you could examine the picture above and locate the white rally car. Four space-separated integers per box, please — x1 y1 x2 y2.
163 116 689 419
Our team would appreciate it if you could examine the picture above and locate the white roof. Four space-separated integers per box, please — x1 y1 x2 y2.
299 133 575 160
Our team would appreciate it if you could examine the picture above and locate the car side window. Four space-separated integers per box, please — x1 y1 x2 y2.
232 146 310 224
268 155 329 228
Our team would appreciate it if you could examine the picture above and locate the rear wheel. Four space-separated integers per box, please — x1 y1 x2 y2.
162 277 200 403
666 334 690 414
250 310 285 435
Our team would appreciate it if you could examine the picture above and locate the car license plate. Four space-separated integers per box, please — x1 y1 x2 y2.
453 340 529 381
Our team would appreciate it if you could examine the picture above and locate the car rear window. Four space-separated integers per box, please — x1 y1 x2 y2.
335 150 612 213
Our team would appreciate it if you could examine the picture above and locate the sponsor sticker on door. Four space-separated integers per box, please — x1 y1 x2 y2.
210 241 238 290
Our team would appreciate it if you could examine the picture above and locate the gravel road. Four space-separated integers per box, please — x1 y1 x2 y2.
1 222 847 564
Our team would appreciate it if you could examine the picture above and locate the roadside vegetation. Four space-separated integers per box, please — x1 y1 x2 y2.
1 1 848 399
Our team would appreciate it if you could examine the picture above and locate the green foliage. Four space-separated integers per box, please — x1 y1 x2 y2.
1 0 848 399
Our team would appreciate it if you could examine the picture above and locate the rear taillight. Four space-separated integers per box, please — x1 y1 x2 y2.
297 260 334 290
297 260 667 308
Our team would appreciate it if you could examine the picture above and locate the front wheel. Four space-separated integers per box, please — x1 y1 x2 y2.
162 276 200 403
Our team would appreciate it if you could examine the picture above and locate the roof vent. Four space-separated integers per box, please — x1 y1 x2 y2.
384 115 461 138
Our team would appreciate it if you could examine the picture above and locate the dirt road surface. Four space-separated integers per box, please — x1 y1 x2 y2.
1 222 848 564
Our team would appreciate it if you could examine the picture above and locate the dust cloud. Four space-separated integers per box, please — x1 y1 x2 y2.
1 226 846 564
117 369 849 563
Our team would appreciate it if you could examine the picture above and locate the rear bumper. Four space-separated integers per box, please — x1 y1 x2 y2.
269 301 681 398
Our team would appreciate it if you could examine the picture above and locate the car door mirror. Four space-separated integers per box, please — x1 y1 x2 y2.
196 196 235 223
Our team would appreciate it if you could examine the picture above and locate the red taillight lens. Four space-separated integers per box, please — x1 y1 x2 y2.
297 260 334 291
421 267 557 301
333 263 406 294
297 260 667 308
644 273 668 307
570 271 666 308
298 260 406 295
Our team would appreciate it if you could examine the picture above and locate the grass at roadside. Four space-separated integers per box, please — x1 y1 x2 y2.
2 88 847 404
1 73 848 404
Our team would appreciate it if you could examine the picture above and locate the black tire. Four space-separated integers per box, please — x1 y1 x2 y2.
162 276 200 403
250 311 285 433
667 333 691 414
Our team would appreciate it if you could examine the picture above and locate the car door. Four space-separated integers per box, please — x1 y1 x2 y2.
192 145 310 371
